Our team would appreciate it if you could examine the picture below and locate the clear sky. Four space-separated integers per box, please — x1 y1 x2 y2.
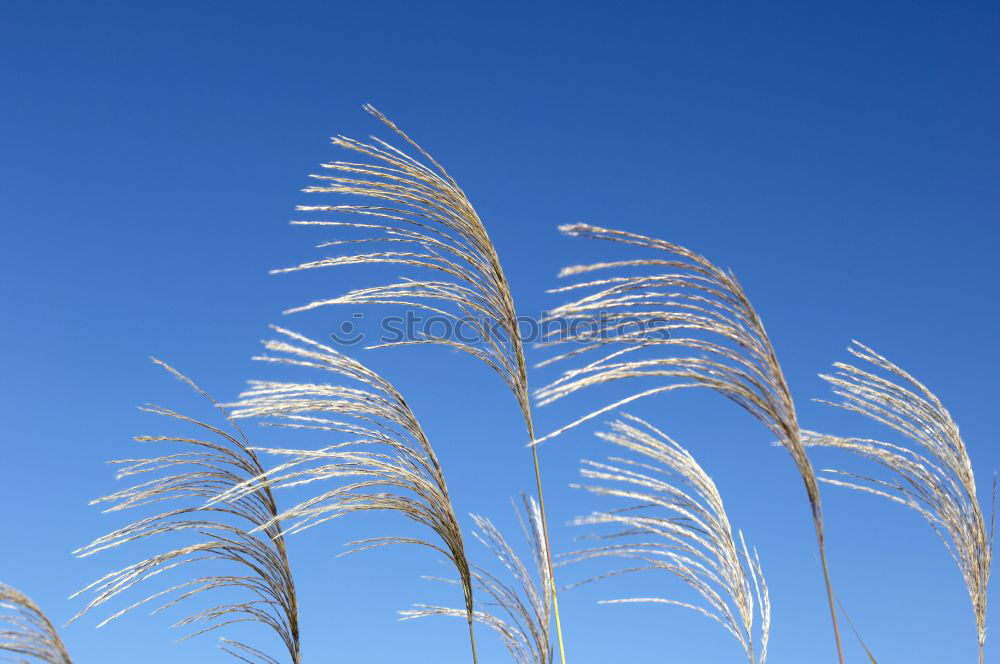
2 1 998 662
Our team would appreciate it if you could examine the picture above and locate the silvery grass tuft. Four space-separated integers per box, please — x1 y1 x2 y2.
803 342 994 663
216 327 480 662
272 105 566 661
72 360 300 664
535 224 842 662
564 415 770 664
402 495 555 664
0 584 72 663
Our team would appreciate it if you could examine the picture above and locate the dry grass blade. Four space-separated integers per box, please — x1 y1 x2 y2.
834 594 878 663
401 495 554 664
535 223 841 661
0 585 72 663
803 341 993 662
219 326 480 662
72 360 300 664
564 415 769 663
279 105 565 661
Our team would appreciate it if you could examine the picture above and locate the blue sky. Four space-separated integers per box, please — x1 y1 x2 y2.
2 1 998 662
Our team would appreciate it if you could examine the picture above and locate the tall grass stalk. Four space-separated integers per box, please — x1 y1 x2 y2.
402 495 555 664
804 342 994 663
535 224 843 662
274 106 566 661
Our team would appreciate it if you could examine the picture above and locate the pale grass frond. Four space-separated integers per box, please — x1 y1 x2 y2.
219 327 480 662
219 639 281 664
277 105 531 431
535 223 840 660
72 360 300 664
401 495 554 664
564 415 769 663
0 584 72 663
803 341 993 661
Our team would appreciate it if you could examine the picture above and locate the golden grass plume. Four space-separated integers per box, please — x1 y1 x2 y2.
803 341 993 662
0 584 72 663
564 414 769 663
218 327 480 662
72 360 300 664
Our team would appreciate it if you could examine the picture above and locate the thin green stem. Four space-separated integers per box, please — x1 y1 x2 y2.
467 616 479 664
815 523 844 664
531 443 567 664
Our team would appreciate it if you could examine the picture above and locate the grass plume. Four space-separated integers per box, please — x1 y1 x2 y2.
803 341 993 662
219 327 480 662
564 415 770 663
278 105 531 430
535 224 842 661
72 360 300 664
402 495 554 664
0 584 72 663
